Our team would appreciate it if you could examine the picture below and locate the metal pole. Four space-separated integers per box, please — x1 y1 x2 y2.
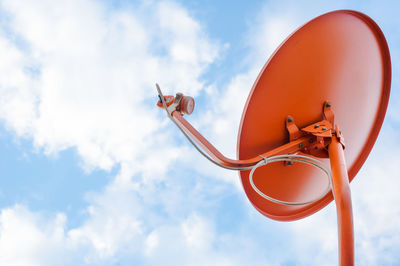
328 136 354 266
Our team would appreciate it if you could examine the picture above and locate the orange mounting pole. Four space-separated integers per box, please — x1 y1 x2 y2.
328 135 354 266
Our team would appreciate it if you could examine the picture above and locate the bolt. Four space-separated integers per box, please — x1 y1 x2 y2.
322 127 327 131
314 124 320 128
309 138 314 143
288 117 293 122
298 143 303 148
326 102 331 108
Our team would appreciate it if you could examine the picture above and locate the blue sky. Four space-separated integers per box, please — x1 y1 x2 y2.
0 0 399 265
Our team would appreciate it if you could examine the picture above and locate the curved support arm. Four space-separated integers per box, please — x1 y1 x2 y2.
328 136 354 266
156 83 310 170
171 111 311 169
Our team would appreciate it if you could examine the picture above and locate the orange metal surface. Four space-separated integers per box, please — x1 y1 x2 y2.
156 95 174 108
329 136 354 266
237 10 391 221
172 111 312 168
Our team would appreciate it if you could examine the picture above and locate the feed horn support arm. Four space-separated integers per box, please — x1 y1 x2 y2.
156 83 312 170
172 111 311 169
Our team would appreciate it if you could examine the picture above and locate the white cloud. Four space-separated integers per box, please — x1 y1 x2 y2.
182 213 215 250
0 0 226 264
0 0 219 175
67 182 146 262
0 194 275 266
0 205 67 266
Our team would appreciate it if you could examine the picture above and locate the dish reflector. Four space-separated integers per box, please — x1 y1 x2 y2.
237 10 391 221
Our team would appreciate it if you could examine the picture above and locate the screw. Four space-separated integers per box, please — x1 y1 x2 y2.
298 143 303 148
309 138 314 143
326 102 331 108
314 124 320 128
287 161 293 166
288 117 293 122
322 127 327 131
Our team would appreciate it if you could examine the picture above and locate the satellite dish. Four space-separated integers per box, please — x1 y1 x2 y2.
156 10 391 266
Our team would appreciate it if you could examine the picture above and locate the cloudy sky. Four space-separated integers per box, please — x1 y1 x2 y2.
0 0 399 265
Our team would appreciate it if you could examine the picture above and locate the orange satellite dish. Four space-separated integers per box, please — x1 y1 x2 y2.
156 10 391 266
